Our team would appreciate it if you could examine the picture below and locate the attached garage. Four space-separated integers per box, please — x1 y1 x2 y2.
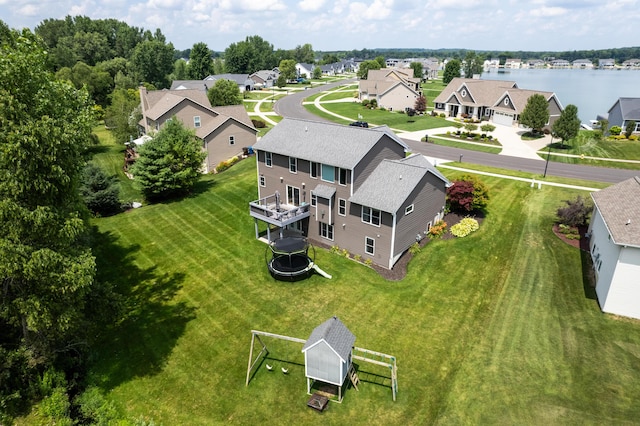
493 110 515 126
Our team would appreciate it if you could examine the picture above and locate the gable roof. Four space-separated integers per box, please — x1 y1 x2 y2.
591 176 640 247
252 118 408 170
493 88 556 114
142 90 212 121
608 98 640 120
349 154 449 213
302 316 355 362
433 78 518 105
170 80 211 91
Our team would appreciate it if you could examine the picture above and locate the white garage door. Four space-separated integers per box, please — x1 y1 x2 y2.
493 111 514 126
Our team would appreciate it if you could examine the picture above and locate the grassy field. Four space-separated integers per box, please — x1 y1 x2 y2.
304 102 451 132
541 131 640 170
86 155 640 424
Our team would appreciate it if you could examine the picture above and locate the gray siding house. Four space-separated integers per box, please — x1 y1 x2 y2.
249 118 449 269
604 98 640 133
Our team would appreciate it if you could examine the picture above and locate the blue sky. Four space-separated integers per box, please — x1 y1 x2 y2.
1 0 639 52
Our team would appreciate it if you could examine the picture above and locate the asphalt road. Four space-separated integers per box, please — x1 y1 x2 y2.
274 79 638 184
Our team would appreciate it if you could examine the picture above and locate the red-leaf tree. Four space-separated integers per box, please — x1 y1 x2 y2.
446 175 490 213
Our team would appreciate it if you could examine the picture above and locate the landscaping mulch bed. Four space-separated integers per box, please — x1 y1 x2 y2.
552 224 590 252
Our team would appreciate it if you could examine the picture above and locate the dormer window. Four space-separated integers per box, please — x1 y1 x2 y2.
194 116 201 128
504 98 510 106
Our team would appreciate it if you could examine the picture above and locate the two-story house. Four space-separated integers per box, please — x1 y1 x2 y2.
249 118 450 270
138 87 257 173
359 68 422 112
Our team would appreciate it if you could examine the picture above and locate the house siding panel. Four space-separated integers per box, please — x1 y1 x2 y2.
589 209 621 311
204 121 249 172
394 173 447 259
304 341 342 385
604 247 640 319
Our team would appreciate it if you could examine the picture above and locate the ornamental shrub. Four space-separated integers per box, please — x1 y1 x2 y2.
556 195 592 226
446 174 490 213
450 217 479 238
428 220 448 239
609 125 622 136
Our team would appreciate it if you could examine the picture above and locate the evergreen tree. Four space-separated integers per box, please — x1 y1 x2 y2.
129 119 206 201
80 163 121 216
552 104 581 145
520 94 549 134
187 42 213 79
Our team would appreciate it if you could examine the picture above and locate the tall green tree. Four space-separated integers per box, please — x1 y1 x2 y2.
224 35 275 74
293 43 315 63
0 25 104 419
357 59 381 79
463 51 484 78
207 79 242 106
129 119 206 201
443 59 461 84
409 62 423 80
279 59 297 82
374 55 386 68
80 163 121 216
552 104 581 145
188 42 213 79
130 39 175 88
104 87 141 143
520 94 550 134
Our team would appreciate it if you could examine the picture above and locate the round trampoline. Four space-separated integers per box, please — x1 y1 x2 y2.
265 237 316 281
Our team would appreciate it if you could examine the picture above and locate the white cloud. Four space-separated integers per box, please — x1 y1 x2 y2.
530 6 567 17
298 0 326 12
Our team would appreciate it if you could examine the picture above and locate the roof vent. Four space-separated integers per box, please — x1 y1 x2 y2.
305 126 308 132
626 219 631 225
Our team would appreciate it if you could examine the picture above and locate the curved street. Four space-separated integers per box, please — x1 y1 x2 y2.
273 78 638 184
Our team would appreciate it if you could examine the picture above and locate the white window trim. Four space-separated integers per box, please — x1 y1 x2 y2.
265 152 272 167
338 198 346 216
320 223 334 241
338 168 348 186
194 116 201 128
289 157 297 174
311 192 317 207
259 175 265 187
321 164 335 183
229 135 235 145
362 206 381 227
365 236 375 255
405 204 414 215
310 161 318 179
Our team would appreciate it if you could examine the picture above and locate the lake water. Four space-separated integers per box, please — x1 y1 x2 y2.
481 68 640 124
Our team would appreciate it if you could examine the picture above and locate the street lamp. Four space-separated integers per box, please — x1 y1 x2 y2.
543 133 554 178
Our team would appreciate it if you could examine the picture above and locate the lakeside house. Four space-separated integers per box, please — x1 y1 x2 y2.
588 176 640 320
248 118 449 269
138 86 257 173
599 98 640 133
433 77 563 128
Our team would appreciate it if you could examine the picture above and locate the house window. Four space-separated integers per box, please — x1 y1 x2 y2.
287 185 300 205
194 116 201 128
265 152 272 167
339 168 348 185
229 135 235 145
320 223 334 240
338 198 346 216
289 157 297 173
365 237 375 255
259 175 265 187
362 206 381 226
460 89 467 97
504 97 510 106
310 162 318 179
405 204 414 215
321 164 335 183
311 192 317 207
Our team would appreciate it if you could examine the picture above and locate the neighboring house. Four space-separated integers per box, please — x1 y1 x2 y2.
138 87 257 173
433 77 563 127
296 63 315 79
550 59 571 68
524 59 545 68
599 58 616 69
249 70 279 88
248 118 450 269
573 59 594 69
504 59 522 69
172 74 254 92
622 59 640 68
359 68 422 112
605 98 640 133
588 176 640 320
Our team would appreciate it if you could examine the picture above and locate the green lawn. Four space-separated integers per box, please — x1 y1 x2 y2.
304 102 451 132
427 136 502 154
86 156 640 424
89 124 141 204
542 131 640 170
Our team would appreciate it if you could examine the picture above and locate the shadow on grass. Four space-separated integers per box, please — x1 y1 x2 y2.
89 227 196 390
580 249 597 301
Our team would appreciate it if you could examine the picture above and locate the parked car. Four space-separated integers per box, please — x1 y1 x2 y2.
349 121 369 128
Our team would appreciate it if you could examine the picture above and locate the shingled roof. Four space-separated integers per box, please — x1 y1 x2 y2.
591 176 640 247
302 316 355 362
252 118 408 170
349 154 450 213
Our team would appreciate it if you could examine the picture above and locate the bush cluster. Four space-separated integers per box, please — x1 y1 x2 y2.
428 220 448 239
556 195 592 226
450 217 480 238
216 156 240 173
251 119 266 128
